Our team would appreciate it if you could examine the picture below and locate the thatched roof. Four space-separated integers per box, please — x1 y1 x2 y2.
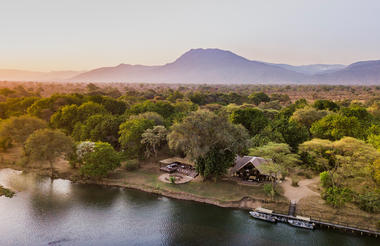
231 156 268 173
159 157 195 167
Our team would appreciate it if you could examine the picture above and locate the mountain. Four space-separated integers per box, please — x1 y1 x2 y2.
2 48 380 84
313 60 380 84
72 48 307 84
271 64 346 75
0 69 84 82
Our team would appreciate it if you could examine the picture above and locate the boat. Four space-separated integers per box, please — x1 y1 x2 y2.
249 211 277 223
287 219 315 230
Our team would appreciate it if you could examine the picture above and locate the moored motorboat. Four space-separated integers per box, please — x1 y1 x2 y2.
287 219 315 230
249 211 277 223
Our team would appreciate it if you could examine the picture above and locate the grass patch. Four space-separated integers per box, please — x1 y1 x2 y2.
0 185 15 198
122 168 284 202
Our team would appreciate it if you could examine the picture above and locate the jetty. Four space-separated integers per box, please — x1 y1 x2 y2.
254 202 380 238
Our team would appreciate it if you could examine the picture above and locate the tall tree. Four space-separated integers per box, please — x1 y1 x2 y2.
80 142 120 179
141 125 168 158
24 129 74 177
0 115 47 149
168 110 249 179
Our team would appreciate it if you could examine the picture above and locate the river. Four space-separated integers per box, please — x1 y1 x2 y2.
0 168 378 246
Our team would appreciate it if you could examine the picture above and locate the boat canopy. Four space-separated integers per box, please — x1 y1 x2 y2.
296 215 311 221
255 207 273 214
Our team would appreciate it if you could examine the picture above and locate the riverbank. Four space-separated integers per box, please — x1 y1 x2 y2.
1 146 379 231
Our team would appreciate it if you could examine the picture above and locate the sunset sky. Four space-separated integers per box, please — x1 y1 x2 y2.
1 0 380 71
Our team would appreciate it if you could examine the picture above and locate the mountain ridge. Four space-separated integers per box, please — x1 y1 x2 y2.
2 48 380 84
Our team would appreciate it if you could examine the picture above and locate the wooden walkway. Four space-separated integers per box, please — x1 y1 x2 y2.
257 202 380 238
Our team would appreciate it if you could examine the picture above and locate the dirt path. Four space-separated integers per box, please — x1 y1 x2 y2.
280 176 320 203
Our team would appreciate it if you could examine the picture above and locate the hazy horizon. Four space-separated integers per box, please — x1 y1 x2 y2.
1 0 380 72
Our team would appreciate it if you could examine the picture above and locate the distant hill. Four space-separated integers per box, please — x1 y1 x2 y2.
2 48 380 84
271 63 346 75
71 49 380 84
71 49 307 84
312 60 380 84
0 69 84 82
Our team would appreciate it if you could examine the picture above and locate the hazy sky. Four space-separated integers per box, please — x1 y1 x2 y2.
1 0 380 71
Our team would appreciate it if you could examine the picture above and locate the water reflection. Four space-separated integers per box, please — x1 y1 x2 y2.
0 168 378 246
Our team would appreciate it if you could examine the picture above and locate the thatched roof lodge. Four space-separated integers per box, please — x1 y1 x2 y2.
231 156 270 182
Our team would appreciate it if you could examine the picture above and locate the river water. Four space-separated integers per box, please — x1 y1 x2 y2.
0 168 378 246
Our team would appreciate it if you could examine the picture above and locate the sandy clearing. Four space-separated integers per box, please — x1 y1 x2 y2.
280 176 320 203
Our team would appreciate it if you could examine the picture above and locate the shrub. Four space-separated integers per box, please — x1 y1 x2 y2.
291 177 299 187
0 185 15 198
169 176 176 184
263 183 275 198
320 171 332 188
323 187 352 208
123 159 140 171
356 192 380 213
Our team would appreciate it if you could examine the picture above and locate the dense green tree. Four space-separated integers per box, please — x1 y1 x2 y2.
72 114 123 148
248 92 270 106
168 110 249 179
79 142 120 179
0 116 47 149
230 108 268 136
77 102 107 122
196 147 235 179
141 125 168 158
310 113 364 140
313 99 340 112
277 119 310 151
27 94 83 121
128 100 175 119
128 112 164 126
50 104 79 134
0 97 39 119
119 118 155 158
24 129 74 177
290 106 329 129
249 142 300 175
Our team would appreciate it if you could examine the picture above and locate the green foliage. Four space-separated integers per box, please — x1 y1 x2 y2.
123 159 140 171
323 187 352 208
0 97 39 119
249 142 300 168
141 125 168 158
77 102 107 122
310 113 364 140
0 115 48 148
0 185 15 198
278 119 310 150
291 176 300 187
169 176 176 184
290 106 329 129
313 99 339 112
263 183 273 196
230 108 268 136
80 142 120 179
50 104 79 134
27 94 83 121
72 114 122 148
319 171 332 188
248 92 270 106
118 117 155 158
24 129 74 176
168 109 249 178
356 191 380 213
250 124 285 147
168 109 249 161
196 147 235 179
128 100 175 119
